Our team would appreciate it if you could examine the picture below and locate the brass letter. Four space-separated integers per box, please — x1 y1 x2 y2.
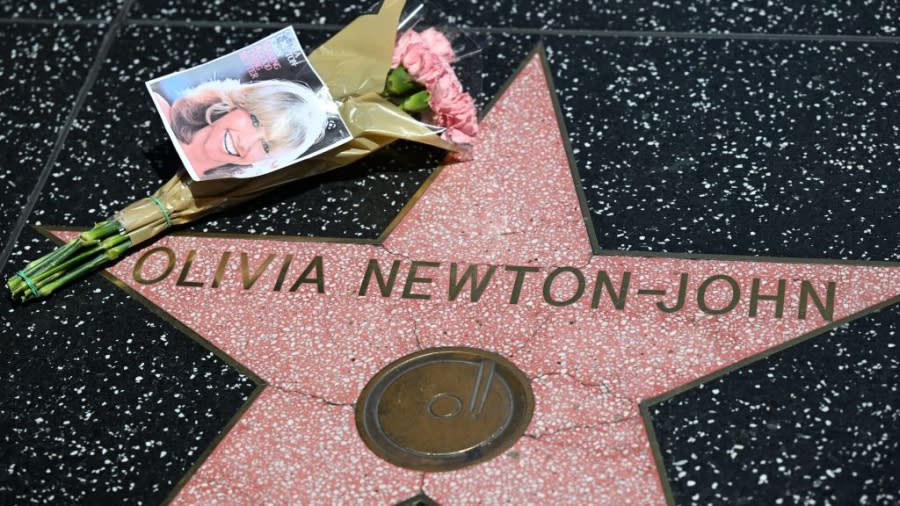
211 251 231 289
240 252 276 290
175 250 204 288
273 254 294 291
289 256 325 293
543 267 586 307
591 271 631 310
358 259 401 297
697 275 740 315
657 273 688 313
798 280 836 321
749 278 786 318
133 247 175 285
448 263 497 302
506 265 540 304
402 261 440 300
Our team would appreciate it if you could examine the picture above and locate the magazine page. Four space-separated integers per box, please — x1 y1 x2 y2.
146 27 352 181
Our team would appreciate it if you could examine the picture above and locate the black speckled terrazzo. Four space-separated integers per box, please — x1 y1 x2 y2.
1 226 256 505
0 1 123 22
651 304 900 505
549 37 900 261
0 23 106 254
0 0 898 503
129 0 900 37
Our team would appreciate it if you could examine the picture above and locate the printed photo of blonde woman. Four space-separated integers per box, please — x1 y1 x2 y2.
157 79 329 180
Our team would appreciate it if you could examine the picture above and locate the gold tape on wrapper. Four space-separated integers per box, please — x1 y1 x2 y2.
119 0 458 246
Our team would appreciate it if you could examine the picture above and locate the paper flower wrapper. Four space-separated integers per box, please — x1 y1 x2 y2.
8 0 482 302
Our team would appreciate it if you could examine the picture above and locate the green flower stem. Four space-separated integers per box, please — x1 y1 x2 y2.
7 217 132 301
97 234 131 260
13 242 96 288
10 218 119 292
80 218 121 243
16 240 80 279
400 90 431 113
27 244 105 286
384 65 419 96
36 253 112 300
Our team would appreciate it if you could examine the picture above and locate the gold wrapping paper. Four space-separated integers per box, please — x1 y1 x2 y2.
119 0 458 246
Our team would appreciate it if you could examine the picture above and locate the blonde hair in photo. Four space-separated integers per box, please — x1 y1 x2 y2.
170 79 329 165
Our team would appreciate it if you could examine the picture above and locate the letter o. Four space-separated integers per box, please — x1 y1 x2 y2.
543 267 586 307
697 274 740 315
133 247 176 285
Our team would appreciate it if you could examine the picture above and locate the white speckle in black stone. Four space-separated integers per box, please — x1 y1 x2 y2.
0 0 123 22
130 0 900 36
547 37 899 260
0 24 105 252
651 304 900 505
0 229 256 504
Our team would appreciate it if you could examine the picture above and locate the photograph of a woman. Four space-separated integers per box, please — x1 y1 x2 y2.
152 79 330 179
146 27 351 181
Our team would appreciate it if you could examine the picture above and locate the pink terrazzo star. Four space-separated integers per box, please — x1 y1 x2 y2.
53 49 900 504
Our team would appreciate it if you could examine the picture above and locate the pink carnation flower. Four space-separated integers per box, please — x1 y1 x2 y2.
429 73 478 145
392 30 445 86
392 28 479 147
418 28 455 64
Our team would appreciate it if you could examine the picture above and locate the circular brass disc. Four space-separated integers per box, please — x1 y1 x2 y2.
355 347 534 472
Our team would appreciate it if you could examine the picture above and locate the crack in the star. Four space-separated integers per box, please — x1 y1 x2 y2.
506 314 550 360
523 414 641 440
380 242 415 262
529 370 639 410
269 384 354 408
542 248 594 277
574 252 593 271
401 305 425 350
530 370 610 391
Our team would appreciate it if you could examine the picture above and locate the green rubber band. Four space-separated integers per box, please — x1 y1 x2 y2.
17 270 40 298
149 196 172 228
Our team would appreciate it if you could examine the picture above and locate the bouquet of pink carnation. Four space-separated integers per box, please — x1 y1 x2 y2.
386 28 479 146
8 0 482 302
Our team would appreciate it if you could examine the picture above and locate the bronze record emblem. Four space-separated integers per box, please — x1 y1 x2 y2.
355 347 534 472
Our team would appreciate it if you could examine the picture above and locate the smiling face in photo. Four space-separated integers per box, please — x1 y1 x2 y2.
200 107 271 166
